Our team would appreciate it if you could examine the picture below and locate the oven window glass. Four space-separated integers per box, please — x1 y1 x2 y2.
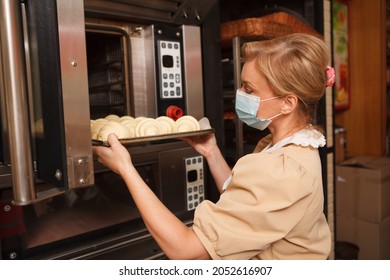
1 164 159 258
86 31 127 119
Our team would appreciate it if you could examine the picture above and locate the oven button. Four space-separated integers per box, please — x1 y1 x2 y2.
185 155 204 211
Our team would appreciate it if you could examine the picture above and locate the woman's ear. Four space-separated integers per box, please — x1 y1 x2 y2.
281 94 299 114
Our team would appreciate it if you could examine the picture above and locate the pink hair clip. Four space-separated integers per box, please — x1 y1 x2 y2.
326 66 335 87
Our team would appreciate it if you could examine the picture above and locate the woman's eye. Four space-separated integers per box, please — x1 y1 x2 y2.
239 85 253 94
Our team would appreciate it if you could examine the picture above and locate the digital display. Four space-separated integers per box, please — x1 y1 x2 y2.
187 170 197 183
162 55 174 68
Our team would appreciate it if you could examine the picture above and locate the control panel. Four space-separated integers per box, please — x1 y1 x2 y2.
184 155 204 211
157 40 183 99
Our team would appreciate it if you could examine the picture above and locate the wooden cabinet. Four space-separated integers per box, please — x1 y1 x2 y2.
334 0 388 157
387 0 390 155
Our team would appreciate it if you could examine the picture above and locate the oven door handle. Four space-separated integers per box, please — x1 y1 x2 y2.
0 0 35 205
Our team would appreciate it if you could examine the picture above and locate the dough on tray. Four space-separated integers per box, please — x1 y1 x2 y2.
104 114 120 121
120 119 137 138
91 119 109 139
174 115 200 132
135 118 162 137
97 121 131 141
119 116 134 123
156 116 176 134
91 114 201 140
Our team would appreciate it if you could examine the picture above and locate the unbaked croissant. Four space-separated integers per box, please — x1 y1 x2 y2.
174 115 200 132
97 121 131 141
156 116 176 134
135 118 162 137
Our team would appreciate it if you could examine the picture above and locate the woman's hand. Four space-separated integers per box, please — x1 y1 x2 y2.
182 132 218 160
92 133 132 176
183 133 231 193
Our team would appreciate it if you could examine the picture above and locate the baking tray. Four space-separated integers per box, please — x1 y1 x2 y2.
92 128 214 147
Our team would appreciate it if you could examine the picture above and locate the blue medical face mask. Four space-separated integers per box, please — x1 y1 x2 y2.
235 90 282 130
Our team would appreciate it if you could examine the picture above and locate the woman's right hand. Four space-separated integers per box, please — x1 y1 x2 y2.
92 133 133 176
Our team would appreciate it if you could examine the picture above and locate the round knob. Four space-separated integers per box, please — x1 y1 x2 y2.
166 105 184 120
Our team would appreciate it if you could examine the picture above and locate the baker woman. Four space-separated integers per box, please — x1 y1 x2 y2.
93 33 333 260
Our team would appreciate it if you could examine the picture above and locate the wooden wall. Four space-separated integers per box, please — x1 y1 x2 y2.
334 0 387 157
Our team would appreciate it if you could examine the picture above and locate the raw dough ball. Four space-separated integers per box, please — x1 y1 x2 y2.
156 116 176 134
119 116 134 123
104 114 120 121
121 119 137 138
174 115 200 132
97 121 131 141
134 116 147 124
91 119 109 139
135 118 162 137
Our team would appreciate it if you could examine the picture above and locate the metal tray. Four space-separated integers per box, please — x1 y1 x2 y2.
92 128 214 147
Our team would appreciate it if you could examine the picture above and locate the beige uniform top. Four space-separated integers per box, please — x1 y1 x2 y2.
192 133 331 260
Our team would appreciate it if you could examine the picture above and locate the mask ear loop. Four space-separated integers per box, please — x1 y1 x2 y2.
267 113 283 120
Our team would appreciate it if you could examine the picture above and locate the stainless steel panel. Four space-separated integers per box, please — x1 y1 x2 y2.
182 25 204 119
0 0 35 204
84 0 218 26
56 0 94 188
85 0 177 22
130 25 158 117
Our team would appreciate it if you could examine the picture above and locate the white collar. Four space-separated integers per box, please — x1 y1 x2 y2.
264 127 326 153
222 127 325 191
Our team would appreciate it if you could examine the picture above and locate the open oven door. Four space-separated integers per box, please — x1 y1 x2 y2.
0 0 94 205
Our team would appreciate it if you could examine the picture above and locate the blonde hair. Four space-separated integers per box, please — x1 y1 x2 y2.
241 33 330 125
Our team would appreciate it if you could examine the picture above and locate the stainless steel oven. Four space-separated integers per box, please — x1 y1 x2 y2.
0 0 223 259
